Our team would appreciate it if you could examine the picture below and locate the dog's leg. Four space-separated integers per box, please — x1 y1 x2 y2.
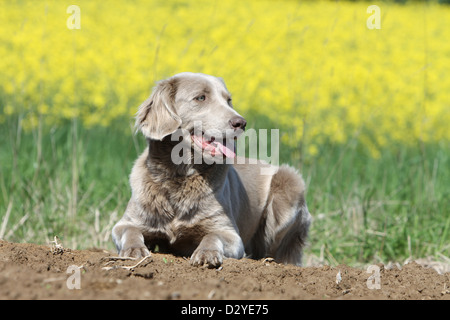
190 229 244 268
112 222 150 259
262 165 311 266
272 204 311 266
112 199 151 259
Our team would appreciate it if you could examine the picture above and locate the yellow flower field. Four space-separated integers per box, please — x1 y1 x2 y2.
1 0 449 157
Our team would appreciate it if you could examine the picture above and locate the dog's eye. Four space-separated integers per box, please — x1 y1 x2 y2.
227 98 232 106
195 95 206 102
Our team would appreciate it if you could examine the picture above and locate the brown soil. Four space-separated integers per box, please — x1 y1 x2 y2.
0 240 448 300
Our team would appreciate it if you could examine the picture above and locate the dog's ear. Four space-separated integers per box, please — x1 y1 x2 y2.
135 78 181 140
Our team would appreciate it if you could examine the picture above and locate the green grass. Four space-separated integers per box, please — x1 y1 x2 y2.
0 117 143 250
0 115 448 266
304 141 449 265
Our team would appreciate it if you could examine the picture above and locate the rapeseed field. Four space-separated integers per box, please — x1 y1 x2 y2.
2 0 449 156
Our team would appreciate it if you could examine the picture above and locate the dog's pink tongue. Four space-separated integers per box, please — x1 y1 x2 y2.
214 141 236 158
192 135 235 158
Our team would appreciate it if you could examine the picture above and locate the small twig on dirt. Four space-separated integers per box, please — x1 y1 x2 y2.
42 276 67 283
105 256 137 261
102 256 137 265
336 270 342 285
102 256 137 267
50 236 68 255
102 254 152 271
207 290 216 299
122 254 153 270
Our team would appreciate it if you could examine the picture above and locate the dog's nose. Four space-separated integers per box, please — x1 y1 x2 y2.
229 116 247 131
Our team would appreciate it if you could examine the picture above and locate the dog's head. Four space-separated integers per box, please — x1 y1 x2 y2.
135 72 246 160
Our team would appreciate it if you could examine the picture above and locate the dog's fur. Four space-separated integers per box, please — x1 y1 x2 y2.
112 72 311 267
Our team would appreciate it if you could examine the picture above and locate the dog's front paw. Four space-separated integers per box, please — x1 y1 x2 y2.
190 248 223 268
119 246 150 259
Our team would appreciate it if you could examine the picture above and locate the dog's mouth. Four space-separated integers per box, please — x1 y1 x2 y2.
190 131 236 158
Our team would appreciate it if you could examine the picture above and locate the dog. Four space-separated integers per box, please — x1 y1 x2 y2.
112 72 311 267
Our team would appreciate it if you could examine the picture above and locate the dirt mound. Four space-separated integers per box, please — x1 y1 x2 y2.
0 240 448 300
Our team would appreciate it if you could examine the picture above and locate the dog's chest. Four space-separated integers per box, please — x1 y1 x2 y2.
136 162 227 253
140 172 214 221
144 203 217 255
168 174 213 213
140 177 223 252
